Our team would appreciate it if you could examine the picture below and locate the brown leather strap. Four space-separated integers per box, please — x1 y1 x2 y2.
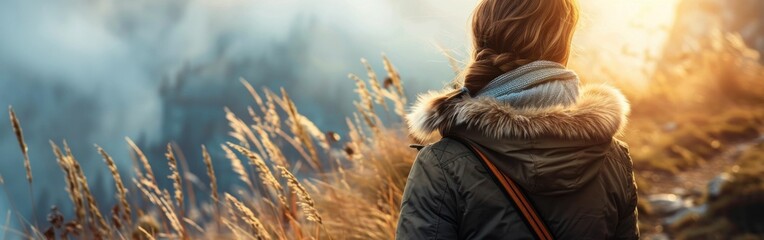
466 143 554 240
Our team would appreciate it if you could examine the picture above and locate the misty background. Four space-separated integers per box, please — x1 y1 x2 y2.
0 0 689 228
0 0 487 226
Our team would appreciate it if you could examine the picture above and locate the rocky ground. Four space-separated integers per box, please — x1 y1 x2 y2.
640 134 764 239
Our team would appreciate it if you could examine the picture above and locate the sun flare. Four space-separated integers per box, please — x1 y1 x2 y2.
572 0 681 84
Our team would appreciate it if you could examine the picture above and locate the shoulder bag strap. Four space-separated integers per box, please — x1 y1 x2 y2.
450 137 555 240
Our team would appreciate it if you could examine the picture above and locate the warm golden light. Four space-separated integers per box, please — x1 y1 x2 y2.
572 0 681 84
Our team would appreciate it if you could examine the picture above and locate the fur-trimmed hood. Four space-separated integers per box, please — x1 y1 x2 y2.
405 84 631 195
407 84 630 143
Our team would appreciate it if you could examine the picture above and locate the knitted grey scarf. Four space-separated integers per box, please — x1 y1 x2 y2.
475 60 579 108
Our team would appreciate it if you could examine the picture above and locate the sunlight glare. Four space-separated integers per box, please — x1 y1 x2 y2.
572 0 681 85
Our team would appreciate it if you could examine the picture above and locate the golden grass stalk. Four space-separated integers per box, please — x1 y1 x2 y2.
221 144 256 192
96 145 133 230
164 144 184 213
8 106 32 183
360 58 386 107
226 143 286 207
381 55 407 118
299 115 330 152
349 73 375 115
280 88 322 171
62 143 87 227
381 54 404 97
128 146 144 184
344 115 368 166
126 137 156 186
159 191 183 238
171 144 197 209
247 106 264 127
354 101 381 134
137 226 157 240
276 166 322 225
253 128 289 168
8 106 37 226
349 71 385 135
228 139 296 238
79 175 109 235
225 193 271 240
133 179 184 238
50 141 86 223
225 107 264 157
201 145 218 203
225 107 253 150
182 218 203 234
161 191 184 237
276 166 336 240
201 144 223 233
66 143 109 237
351 112 369 142
263 89 282 132
240 78 266 114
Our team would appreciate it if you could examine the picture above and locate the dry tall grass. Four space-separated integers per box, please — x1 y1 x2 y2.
3 29 764 239
4 55 415 240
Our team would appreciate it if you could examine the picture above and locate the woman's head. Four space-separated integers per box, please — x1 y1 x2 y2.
464 0 579 94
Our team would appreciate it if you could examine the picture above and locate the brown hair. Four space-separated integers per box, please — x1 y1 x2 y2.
463 0 579 94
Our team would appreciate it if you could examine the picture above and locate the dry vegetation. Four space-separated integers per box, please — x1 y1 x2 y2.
5 55 415 240
3 30 764 239
619 31 764 188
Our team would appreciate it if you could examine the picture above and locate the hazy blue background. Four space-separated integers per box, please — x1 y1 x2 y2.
0 0 483 227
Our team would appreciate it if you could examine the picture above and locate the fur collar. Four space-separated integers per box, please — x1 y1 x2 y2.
406 84 630 143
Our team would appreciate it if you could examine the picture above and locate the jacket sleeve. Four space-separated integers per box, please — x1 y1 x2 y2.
396 146 459 240
615 178 639 239
615 143 640 240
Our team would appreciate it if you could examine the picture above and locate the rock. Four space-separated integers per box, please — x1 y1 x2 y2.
707 173 734 199
648 194 687 216
664 204 708 226
671 187 688 197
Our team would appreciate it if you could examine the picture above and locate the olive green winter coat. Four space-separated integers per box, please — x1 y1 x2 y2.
396 85 639 239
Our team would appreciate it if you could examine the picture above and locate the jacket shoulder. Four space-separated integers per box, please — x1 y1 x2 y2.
417 138 475 166
608 138 634 171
